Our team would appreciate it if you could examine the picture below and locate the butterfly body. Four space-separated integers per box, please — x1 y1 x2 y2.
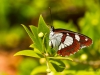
49 27 92 56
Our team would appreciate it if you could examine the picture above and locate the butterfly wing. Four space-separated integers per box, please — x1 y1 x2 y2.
53 29 92 56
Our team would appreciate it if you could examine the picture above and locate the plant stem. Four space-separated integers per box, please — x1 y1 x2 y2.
45 56 51 73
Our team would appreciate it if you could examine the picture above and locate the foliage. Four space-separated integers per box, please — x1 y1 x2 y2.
15 15 73 74
0 0 99 75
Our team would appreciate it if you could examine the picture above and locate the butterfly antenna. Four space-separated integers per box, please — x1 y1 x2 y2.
49 7 54 28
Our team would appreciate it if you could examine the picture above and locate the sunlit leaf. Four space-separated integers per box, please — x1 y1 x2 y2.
14 50 43 58
48 57 73 61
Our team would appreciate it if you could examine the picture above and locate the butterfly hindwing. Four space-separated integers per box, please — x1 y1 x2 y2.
57 37 80 56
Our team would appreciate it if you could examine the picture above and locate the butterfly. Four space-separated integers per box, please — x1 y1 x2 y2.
49 27 92 56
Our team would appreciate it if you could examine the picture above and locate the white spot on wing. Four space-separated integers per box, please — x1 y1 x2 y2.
61 43 64 48
74 52 76 54
58 43 62 50
75 34 80 41
64 36 73 46
85 38 88 41
67 33 69 35
64 44 67 47
58 44 62 50
81 45 86 49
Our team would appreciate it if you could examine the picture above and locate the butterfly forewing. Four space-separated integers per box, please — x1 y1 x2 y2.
49 28 92 56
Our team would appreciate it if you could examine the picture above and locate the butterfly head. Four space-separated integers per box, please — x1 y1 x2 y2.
49 26 54 39
50 26 54 31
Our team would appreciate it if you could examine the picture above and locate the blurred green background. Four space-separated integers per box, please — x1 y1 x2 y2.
0 0 100 75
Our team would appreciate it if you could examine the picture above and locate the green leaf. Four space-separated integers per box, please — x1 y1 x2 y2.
21 24 35 42
50 59 65 72
29 25 42 50
48 48 57 57
29 25 38 38
14 50 43 58
38 15 50 43
38 15 50 52
38 15 50 35
30 65 47 75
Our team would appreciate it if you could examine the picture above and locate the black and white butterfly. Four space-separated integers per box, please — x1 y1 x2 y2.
49 27 92 56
